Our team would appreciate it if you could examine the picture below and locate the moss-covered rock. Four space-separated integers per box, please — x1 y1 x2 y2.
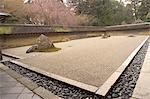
26 34 61 53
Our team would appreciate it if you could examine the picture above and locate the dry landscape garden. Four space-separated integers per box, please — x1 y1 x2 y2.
0 0 150 99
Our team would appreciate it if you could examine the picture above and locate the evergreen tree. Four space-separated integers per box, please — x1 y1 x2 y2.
138 0 150 21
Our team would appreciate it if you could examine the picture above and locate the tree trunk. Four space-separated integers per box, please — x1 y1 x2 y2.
0 48 2 61
0 36 2 61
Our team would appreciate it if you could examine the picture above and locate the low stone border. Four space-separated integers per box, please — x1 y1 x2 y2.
2 61 102 98
2 52 22 59
96 36 149 96
0 63 61 99
10 60 99 93
33 87 62 99
131 39 150 98
106 37 150 98
0 63 9 70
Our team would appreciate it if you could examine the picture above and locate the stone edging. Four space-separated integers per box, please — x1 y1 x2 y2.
10 60 99 93
131 38 150 99
2 52 22 59
95 36 149 96
0 63 61 99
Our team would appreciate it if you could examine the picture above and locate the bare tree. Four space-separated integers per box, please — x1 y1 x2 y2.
26 0 78 26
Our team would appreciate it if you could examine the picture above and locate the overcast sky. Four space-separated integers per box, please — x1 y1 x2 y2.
63 0 67 4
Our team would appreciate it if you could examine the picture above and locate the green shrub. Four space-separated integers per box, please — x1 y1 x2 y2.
146 12 150 22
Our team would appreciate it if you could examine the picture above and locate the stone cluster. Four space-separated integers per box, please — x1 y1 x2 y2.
26 34 55 53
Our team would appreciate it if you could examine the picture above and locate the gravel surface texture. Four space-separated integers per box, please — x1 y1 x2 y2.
2 37 149 99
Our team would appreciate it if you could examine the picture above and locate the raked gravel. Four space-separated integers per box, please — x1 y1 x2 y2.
2 38 149 99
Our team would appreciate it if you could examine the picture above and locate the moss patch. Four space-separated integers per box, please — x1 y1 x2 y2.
53 27 71 32
0 26 12 34
139 32 150 35
34 47 61 52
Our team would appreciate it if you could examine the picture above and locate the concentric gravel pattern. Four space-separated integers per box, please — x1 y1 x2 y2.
2 38 149 99
2 61 102 99
106 38 150 99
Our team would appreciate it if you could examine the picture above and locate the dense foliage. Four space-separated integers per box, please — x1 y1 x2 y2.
78 0 134 25
0 0 149 26
138 0 150 21
68 0 149 26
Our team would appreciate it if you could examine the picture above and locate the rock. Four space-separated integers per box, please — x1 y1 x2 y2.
36 34 54 49
26 34 55 53
26 45 38 53
128 34 135 37
61 38 70 42
101 33 110 39
108 35 111 37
